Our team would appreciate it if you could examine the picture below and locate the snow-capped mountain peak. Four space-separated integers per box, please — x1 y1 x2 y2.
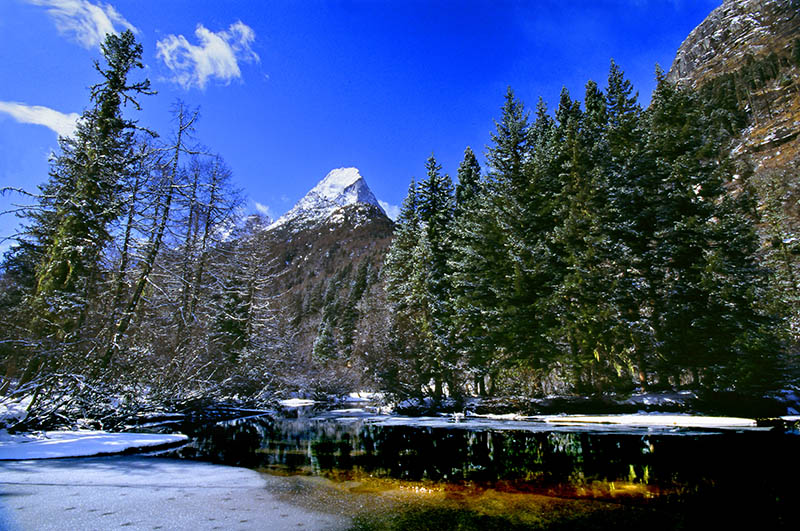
268 167 385 231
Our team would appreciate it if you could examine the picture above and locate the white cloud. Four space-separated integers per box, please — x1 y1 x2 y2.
27 0 137 49
379 200 400 221
253 201 272 218
157 21 259 90
0 101 79 137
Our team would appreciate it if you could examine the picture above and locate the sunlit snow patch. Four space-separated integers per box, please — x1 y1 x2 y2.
0 397 33 427
344 391 383 402
279 398 316 408
0 431 188 460
537 414 757 429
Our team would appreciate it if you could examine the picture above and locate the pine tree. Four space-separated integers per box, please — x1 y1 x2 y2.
548 86 611 391
14 31 153 396
454 147 481 217
383 180 427 395
451 89 546 393
35 31 152 313
416 154 457 397
384 179 420 313
417 154 455 301
643 72 778 390
601 62 655 388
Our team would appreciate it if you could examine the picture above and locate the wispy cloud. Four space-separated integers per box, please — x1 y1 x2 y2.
156 21 259 90
27 0 137 49
253 201 272 218
0 101 79 137
379 200 400 221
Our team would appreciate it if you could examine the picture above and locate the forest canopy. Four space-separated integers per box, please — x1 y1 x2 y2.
1 33 797 430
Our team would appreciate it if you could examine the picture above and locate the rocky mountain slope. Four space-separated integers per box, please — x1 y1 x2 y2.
667 0 800 168
255 168 394 392
269 167 386 231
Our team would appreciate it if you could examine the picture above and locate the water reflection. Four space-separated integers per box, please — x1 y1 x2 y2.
172 412 798 508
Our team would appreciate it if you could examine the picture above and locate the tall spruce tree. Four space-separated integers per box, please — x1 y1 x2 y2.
414 155 457 397
644 72 778 390
454 147 481 218
601 62 655 388
15 30 152 395
417 155 455 303
383 180 428 395
35 31 152 312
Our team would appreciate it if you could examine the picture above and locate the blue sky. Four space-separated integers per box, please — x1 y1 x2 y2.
0 0 720 249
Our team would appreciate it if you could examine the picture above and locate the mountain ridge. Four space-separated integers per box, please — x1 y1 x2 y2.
268 167 387 232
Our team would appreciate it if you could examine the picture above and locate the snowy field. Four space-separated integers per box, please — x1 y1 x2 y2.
0 456 348 531
0 430 188 460
0 426 347 530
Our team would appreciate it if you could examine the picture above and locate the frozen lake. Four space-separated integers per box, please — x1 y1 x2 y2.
164 405 800 529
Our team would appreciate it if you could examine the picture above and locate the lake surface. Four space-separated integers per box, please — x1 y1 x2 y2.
168 405 800 529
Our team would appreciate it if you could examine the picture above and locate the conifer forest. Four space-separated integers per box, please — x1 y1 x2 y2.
1 31 799 428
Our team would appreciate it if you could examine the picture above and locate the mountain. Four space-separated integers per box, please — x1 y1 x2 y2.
667 0 800 168
269 167 386 232
252 167 395 393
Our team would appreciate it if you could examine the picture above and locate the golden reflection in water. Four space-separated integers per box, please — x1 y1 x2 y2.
257 469 669 530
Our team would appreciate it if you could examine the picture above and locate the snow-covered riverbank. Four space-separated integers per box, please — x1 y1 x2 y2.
0 422 348 530
0 456 349 531
0 430 188 460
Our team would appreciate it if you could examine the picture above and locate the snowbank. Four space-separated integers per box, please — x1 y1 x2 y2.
536 414 758 429
0 397 32 428
0 430 188 460
279 398 316 408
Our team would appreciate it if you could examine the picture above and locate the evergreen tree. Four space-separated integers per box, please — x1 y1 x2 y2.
384 179 420 313
313 319 338 361
644 72 777 389
35 31 152 315
454 146 481 216
601 62 655 388
488 87 529 191
451 89 543 393
416 155 457 396
417 154 455 302
12 31 153 396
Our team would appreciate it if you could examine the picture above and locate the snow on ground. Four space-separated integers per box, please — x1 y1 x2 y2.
0 456 348 531
342 391 383 403
536 414 757 428
279 398 316 408
0 430 188 460
309 412 771 434
0 397 31 427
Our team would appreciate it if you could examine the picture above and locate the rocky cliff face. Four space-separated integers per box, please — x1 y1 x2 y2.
668 0 799 86
668 0 800 169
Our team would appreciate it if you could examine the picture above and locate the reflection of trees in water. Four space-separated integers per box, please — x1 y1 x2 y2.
193 418 660 489
181 416 799 515
185 417 798 496
191 420 263 467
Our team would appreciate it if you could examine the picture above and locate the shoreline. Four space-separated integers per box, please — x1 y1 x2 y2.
0 455 350 531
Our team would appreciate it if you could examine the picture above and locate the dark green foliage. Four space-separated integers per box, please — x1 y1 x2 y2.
642 73 776 388
36 31 151 301
384 157 458 398
313 319 338 360
388 61 785 398
794 38 800 66
454 146 481 216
